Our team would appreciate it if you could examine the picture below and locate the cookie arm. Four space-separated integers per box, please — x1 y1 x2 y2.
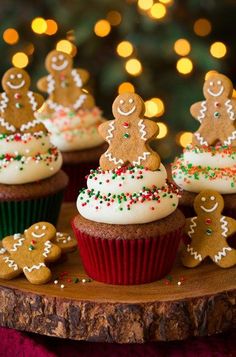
225 217 236 236
2 235 17 252
190 101 205 122
98 120 115 141
33 93 45 110
184 218 194 237
76 69 90 84
142 119 159 140
37 77 48 93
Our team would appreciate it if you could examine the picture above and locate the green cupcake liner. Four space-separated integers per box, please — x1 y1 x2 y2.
0 190 64 240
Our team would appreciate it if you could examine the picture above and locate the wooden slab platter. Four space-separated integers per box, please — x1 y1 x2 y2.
0 203 235 343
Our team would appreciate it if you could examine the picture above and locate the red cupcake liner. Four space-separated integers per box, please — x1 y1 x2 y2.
72 219 184 285
62 161 98 202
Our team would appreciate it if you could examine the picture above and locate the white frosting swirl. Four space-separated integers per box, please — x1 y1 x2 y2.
172 145 236 194
0 131 62 184
38 107 105 152
77 164 180 224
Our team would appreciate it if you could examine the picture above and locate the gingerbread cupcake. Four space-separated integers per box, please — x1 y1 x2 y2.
0 67 68 239
172 72 236 219
72 92 185 285
37 50 106 201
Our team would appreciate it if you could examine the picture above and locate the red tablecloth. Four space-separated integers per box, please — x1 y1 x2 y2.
0 327 235 357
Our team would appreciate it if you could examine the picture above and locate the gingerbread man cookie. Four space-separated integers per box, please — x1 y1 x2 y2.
98 93 160 170
2 222 61 284
52 232 77 253
182 190 236 268
37 50 94 114
0 67 46 135
191 73 236 146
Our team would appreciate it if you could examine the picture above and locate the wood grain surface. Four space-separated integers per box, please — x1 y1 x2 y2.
0 203 235 343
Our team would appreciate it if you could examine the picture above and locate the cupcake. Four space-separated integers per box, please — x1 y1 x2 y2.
72 92 185 285
0 67 68 239
172 72 236 219
37 50 106 201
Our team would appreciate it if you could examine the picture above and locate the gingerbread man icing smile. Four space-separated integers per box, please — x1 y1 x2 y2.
98 93 160 171
191 73 236 146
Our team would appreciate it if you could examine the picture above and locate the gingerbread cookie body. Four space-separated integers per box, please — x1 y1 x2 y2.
182 190 236 268
37 50 94 114
0 68 45 135
191 73 236 146
2 222 61 284
99 93 160 170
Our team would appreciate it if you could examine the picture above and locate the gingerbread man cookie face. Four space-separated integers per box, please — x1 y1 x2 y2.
2 68 30 93
203 73 233 100
112 93 144 120
99 92 160 171
2 222 61 284
45 50 72 76
191 72 236 147
37 50 94 113
182 190 236 269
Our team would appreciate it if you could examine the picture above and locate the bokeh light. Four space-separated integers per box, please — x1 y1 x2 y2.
156 122 168 139
174 39 191 56
138 0 153 11
117 41 133 57
151 98 165 116
150 3 166 19
233 89 236 98
107 11 122 26
3 28 19 45
118 82 135 93
56 40 73 54
125 58 142 76
177 132 193 147
176 57 193 74
210 42 227 58
12 52 29 68
194 18 212 37
45 19 58 35
94 19 111 37
31 17 47 34
145 100 158 117
159 0 173 4
205 70 218 80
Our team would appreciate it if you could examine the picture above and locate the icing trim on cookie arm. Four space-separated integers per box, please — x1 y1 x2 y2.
106 121 115 144
220 216 228 237
46 74 55 94
187 217 197 238
194 132 208 146
27 91 38 111
0 92 9 113
138 119 147 140
198 101 207 123
43 240 52 257
3 256 19 271
71 69 82 88
73 94 87 110
225 99 235 121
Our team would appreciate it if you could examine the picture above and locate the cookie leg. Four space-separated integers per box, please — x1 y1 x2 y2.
23 264 52 284
0 250 22 280
192 128 216 146
132 151 160 170
82 94 95 109
212 246 236 268
181 244 204 268
100 151 124 170
221 128 236 146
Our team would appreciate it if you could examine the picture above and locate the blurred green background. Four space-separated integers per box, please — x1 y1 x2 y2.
0 0 235 161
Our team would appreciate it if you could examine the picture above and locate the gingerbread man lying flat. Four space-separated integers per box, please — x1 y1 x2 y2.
98 92 160 171
0 67 46 135
37 50 94 114
191 72 236 146
182 190 236 268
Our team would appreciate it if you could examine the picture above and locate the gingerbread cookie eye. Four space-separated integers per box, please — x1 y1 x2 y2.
129 98 134 103
17 73 23 79
120 99 124 104
59 54 64 60
10 74 15 80
201 197 206 202
217 80 222 85
209 81 214 86
210 196 215 201
52 56 57 63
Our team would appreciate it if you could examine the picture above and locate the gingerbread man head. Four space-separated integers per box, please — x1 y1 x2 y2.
2 68 30 94
45 50 73 76
194 190 224 216
203 73 233 100
112 93 145 121
24 222 56 242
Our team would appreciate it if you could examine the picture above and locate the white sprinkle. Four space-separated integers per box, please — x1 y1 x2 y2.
50 166 54 171
54 280 58 284
177 281 181 286
60 284 65 289
82 278 86 283
63 240 67 244
67 236 71 241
